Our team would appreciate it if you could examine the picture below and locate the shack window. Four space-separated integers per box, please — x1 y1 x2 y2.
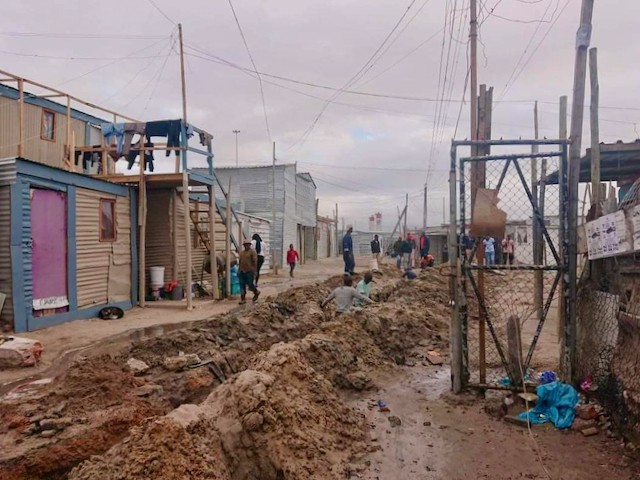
100 199 116 242
41 110 56 141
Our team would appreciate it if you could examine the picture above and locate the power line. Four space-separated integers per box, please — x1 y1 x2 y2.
0 50 173 61
227 0 272 143
147 0 177 25
285 0 420 152
0 31 168 39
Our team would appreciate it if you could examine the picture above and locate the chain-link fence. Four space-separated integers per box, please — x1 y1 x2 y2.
458 146 567 387
575 249 640 440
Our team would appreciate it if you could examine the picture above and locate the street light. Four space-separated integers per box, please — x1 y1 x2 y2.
232 130 240 167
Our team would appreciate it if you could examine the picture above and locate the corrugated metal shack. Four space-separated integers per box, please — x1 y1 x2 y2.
0 158 136 332
317 215 337 259
203 164 317 267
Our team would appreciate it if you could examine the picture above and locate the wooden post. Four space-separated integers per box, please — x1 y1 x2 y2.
315 199 319 260
138 169 146 308
403 193 408 238
182 171 193 310
589 47 601 211
558 95 568 343
226 177 232 297
209 185 219 300
17 78 24 158
469 0 480 206
177 23 188 174
450 145 462 393
507 316 523 387
66 95 72 171
423 183 428 231
334 203 339 257
172 190 179 281
272 142 278 273
566 0 594 383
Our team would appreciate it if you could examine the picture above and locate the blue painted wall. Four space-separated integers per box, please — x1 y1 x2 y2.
10 159 137 332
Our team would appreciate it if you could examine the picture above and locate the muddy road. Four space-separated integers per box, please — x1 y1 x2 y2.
0 266 637 479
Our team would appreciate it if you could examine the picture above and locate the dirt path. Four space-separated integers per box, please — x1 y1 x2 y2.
352 364 637 480
1 261 637 480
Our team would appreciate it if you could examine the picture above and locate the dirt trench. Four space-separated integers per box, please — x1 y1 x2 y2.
0 267 451 479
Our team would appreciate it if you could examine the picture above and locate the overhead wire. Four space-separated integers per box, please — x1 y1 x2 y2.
0 32 168 39
284 0 420 152
147 0 177 25
227 0 272 143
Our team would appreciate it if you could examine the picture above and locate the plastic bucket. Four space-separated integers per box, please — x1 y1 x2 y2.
150 266 165 288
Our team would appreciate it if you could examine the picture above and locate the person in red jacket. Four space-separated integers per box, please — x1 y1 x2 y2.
287 244 300 278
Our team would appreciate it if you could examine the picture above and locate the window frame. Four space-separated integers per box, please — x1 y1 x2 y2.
40 109 56 142
99 198 117 242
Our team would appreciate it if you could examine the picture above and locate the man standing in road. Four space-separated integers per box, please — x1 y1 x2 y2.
502 234 515 265
238 239 260 304
251 233 265 287
343 226 355 275
419 231 430 258
401 235 413 269
393 236 403 269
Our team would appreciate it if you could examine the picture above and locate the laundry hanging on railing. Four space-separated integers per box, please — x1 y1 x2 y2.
126 140 155 172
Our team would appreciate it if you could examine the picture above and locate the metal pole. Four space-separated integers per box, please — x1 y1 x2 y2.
403 193 408 238
17 79 24 158
177 23 188 174
272 142 278 274
209 185 219 300
566 0 594 383
138 169 146 308
533 101 544 322
450 144 462 393
442 196 445 224
469 0 480 206
335 203 339 257
233 129 240 167
558 95 568 343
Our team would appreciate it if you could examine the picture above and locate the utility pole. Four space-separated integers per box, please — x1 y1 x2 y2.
566 0 594 383
177 23 188 174
272 142 278 275
423 183 428 230
469 0 480 205
589 48 601 212
403 193 409 238
233 130 241 167
335 203 339 257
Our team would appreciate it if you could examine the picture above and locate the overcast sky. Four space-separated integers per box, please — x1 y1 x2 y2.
2 0 640 230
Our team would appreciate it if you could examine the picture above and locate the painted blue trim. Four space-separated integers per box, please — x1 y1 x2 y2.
130 189 138 305
18 175 67 192
15 159 130 196
28 301 134 331
207 140 214 176
190 193 210 202
0 84 107 125
180 121 188 171
9 181 27 333
187 169 215 186
66 186 78 311
186 146 210 157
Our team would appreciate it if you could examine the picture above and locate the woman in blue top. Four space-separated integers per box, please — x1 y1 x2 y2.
483 235 496 265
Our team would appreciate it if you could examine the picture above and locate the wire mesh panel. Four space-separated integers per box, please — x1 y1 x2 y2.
454 141 569 388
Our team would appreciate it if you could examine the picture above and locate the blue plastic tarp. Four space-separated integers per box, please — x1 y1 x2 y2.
517 381 579 429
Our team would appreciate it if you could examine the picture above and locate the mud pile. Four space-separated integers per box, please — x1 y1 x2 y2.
70 343 367 480
1 266 450 479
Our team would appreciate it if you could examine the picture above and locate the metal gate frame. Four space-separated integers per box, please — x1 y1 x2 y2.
448 138 575 392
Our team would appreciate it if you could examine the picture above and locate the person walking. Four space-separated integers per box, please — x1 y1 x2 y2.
393 236 403 269
238 239 260 304
483 235 496 266
321 274 374 316
502 234 515 265
370 234 381 262
287 244 300 278
342 227 355 275
401 236 413 269
251 233 265 287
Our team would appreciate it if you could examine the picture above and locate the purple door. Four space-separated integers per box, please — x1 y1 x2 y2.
31 189 68 316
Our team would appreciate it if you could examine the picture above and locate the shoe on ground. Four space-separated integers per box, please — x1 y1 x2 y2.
252 290 261 302
239 299 246 305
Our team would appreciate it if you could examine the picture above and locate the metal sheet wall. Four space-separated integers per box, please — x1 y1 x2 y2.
295 173 316 227
0 186 13 330
76 189 131 308
237 211 271 271
0 97 88 168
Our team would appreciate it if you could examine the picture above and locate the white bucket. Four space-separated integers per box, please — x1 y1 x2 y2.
150 266 165 289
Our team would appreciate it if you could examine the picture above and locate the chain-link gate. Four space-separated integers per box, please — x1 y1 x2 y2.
449 139 572 390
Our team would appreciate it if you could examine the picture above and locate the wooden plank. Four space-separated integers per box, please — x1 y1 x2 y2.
183 171 193 310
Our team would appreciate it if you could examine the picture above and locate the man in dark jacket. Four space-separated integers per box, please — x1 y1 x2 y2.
393 236 403 269
252 233 265 287
342 227 355 274
370 234 381 262
401 236 413 269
